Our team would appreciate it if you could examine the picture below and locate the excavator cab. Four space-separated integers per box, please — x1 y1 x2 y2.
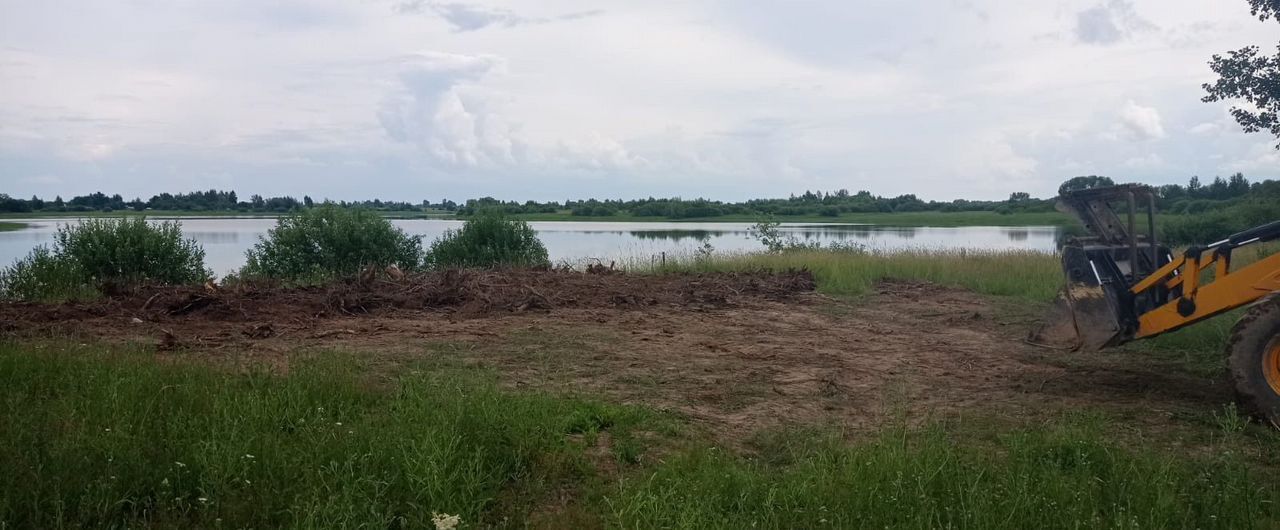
1030 184 1280 424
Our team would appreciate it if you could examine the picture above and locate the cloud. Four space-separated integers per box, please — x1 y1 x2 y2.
393 1 602 32
377 52 510 165
1188 122 1220 135
1119 101 1165 140
1123 153 1165 169
1 0 1277 202
1074 0 1156 45
378 51 645 171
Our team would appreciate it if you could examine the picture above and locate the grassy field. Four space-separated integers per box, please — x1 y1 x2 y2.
2 343 1277 529
6 247 1280 528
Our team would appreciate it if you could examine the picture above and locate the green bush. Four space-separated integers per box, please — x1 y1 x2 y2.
1162 199 1280 244
0 218 208 301
426 212 549 269
241 206 423 282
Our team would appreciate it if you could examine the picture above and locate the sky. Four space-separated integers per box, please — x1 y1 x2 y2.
0 0 1277 203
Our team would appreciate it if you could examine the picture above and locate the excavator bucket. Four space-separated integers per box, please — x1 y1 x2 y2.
1027 246 1124 351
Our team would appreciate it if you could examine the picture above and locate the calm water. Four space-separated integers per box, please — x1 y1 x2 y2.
0 218 1060 276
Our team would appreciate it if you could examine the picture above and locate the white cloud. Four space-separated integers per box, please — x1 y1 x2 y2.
0 0 1276 201
1119 101 1166 141
1074 0 1156 45
1188 122 1220 135
1124 153 1166 169
393 1 602 32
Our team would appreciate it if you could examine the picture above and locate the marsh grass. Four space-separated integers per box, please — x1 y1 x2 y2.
3 343 1277 529
649 248 1064 301
0 221 25 232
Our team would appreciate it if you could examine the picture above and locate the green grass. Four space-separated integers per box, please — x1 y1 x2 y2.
0 222 25 232
3 343 1277 529
652 248 1065 301
610 419 1279 529
0 343 655 529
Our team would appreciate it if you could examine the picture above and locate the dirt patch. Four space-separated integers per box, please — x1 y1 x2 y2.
0 271 1231 441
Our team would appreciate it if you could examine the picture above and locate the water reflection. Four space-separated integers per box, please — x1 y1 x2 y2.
628 230 727 241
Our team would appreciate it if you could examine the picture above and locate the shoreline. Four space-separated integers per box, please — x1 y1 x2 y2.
1 210 1074 228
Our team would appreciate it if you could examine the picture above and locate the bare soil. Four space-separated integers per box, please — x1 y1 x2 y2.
0 269 1230 440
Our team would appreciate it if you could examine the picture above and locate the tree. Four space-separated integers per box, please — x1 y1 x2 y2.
1203 1 1280 148
1008 192 1031 202
1247 0 1280 20
1057 176 1115 196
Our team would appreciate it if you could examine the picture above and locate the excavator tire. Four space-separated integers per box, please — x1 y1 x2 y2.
1227 294 1280 427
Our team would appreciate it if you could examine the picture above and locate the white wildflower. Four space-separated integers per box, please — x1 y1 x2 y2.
198 497 208 503
432 512 461 530
174 461 186 468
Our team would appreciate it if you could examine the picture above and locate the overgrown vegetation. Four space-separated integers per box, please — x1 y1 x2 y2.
0 218 208 301
426 212 549 269
0 222 24 232
656 247 1063 301
240 206 423 283
0 344 652 528
611 419 1276 529
3 343 1276 529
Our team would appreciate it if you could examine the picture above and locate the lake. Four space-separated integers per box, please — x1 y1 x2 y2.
0 218 1061 276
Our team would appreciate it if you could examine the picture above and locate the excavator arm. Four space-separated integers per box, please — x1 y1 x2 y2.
1133 221 1280 339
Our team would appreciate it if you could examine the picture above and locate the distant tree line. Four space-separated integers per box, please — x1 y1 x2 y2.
455 189 1060 219
0 189 460 214
0 174 1276 220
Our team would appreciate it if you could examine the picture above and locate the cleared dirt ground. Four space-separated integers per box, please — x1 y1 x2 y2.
0 269 1231 440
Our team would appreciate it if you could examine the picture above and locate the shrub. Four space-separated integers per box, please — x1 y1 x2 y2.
1162 199 1280 245
426 212 549 269
241 206 422 282
0 218 209 301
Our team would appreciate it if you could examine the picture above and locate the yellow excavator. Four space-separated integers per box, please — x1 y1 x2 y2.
1030 184 1280 425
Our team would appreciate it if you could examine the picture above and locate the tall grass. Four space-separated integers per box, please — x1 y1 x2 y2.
0 343 650 529
0 221 25 232
607 419 1277 529
652 248 1063 301
3 344 1276 529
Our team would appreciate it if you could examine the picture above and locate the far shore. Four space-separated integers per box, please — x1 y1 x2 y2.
0 209 1075 228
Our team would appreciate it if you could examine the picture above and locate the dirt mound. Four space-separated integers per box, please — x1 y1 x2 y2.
0 269 816 328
